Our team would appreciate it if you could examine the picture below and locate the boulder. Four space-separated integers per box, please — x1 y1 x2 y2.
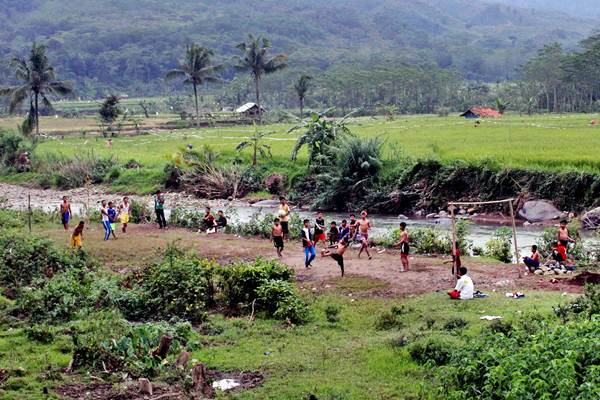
251 199 281 207
426 213 438 219
582 207 600 229
517 200 561 222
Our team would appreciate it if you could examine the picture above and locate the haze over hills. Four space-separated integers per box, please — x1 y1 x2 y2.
0 0 597 97
492 0 600 18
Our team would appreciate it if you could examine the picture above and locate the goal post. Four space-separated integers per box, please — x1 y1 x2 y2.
448 198 522 279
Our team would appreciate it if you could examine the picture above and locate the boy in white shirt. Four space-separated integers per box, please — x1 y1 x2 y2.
449 267 474 300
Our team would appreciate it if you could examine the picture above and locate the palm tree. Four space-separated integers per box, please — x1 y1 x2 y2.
0 42 73 137
234 34 288 123
165 44 223 127
235 123 274 167
294 74 312 119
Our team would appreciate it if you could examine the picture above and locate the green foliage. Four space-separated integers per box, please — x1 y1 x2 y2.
255 280 310 324
98 95 121 135
314 135 383 210
375 305 407 330
442 317 468 332
36 152 116 189
226 211 303 239
0 130 33 171
236 124 274 167
324 304 342 323
438 318 600 399
0 232 88 292
128 199 152 224
553 284 600 322
219 257 294 308
409 337 454 366
485 227 513 263
24 324 55 344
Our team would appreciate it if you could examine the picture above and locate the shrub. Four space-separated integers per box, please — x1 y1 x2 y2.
438 319 600 399
324 304 342 323
0 233 88 293
255 280 310 324
163 162 182 189
123 159 142 169
25 324 55 344
410 227 451 254
554 284 600 322
37 152 115 189
485 227 512 263
375 305 407 330
219 258 294 308
265 173 286 195
227 211 303 239
486 319 513 336
0 130 33 171
409 337 454 366
129 199 151 224
130 254 217 322
106 166 121 180
0 209 25 229
442 317 468 332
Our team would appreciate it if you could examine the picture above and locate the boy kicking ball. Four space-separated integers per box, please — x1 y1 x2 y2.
321 237 348 277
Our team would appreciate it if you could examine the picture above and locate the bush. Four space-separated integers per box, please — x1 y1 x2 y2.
375 305 407 330
0 233 88 293
227 211 303 239
442 317 468 332
123 159 142 169
265 173 286 195
554 284 600 322
219 258 294 308
0 130 33 172
0 209 25 229
36 152 115 189
255 280 310 324
485 227 512 263
438 319 600 399
129 199 151 224
25 324 55 344
409 337 454 366
324 304 342 323
163 162 182 189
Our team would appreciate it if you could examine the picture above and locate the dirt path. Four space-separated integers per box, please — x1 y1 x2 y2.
41 224 583 297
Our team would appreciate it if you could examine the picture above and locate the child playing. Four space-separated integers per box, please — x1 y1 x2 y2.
321 237 348 277
301 219 316 268
348 214 357 240
328 221 339 246
107 201 118 239
557 219 574 248
100 200 111 241
60 196 72 230
448 267 474 300
356 211 372 260
523 245 541 272
71 221 85 249
203 207 216 233
120 196 130 233
272 218 284 258
395 222 410 272
215 210 227 232
314 212 327 248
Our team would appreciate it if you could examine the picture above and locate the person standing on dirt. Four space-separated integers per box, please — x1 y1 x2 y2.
278 197 291 240
60 196 72 230
100 200 111 241
120 196 130 233
356 211 372 260
107 201 118 239
272 218 284 258
348 214 358 241
313 212 327 249
301 219 316 268
557 219 574 248
154 190 167 229
71 221 85 249
395 222 409 272
338 219 350 243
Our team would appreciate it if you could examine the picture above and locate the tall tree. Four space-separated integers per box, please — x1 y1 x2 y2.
0 42 73 137
98 95 122 137
165 44 223 127
294 74 312 119
234 34 288 123
235 123 274 167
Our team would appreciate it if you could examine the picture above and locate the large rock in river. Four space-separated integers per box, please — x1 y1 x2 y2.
582 207 600 229
518 200 561 222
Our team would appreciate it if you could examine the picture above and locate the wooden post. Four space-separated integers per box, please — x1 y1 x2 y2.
450 204 458 281
28 194 32 233
508 199 522 278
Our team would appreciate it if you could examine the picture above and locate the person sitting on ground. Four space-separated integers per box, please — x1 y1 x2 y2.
338 219 350 243
523 245 541 272
557 219 574 249
549 240 567 265
321 237 348 277
328 221 339 246
448 267 474 300
272 218 284 258
215 210 227 232
203 207 216 232
70 221 85 249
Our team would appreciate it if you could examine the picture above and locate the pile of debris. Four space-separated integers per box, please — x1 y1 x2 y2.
532 263 575 276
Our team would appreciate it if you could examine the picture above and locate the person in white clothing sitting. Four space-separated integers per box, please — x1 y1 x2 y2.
448 267 474 300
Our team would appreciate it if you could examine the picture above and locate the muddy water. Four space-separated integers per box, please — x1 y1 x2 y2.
2 183 596 256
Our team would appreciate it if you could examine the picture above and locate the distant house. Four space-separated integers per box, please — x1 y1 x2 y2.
460 107 502 119
235 102 266 117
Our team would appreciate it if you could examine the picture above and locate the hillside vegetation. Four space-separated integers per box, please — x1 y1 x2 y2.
0 0 596 97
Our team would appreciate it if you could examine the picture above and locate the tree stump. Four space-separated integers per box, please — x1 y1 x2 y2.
192 363 215 398
139 378 153 396
151 335 173 360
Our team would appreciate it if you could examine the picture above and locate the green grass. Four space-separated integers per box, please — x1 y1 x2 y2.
0 286 573 400
31 113 600 170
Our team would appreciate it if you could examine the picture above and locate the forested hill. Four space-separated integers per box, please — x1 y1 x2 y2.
0 0 596 96
493 0 600 18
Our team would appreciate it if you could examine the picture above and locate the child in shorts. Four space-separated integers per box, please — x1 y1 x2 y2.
272 218 284 258
71 221 85 249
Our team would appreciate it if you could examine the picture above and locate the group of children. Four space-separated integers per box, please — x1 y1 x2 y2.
59 196 131 249
523 219 577 273
271 198 412 276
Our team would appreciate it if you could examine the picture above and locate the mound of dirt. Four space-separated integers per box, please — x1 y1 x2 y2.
568 271 600 285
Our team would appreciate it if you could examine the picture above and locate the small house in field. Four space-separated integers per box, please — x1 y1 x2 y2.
235 102 266 117
460 107 502 119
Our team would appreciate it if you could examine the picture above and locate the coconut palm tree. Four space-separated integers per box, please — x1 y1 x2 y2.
165 44 223 127
294 74 312 119
234 34 288 123
0 42 73 137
